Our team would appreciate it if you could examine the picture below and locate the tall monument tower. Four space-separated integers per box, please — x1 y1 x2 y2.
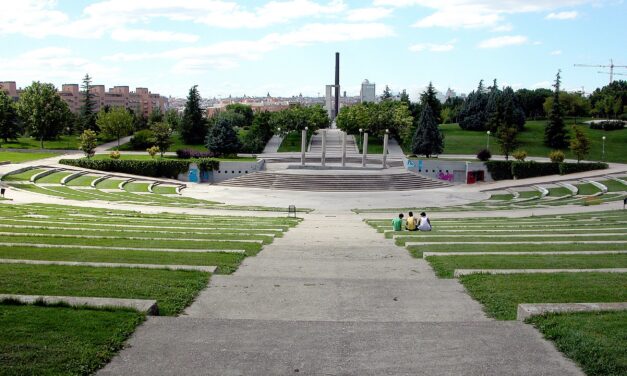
334 52 340 119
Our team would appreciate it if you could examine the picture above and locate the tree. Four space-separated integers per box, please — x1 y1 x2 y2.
496 126 519 160
206 112 241 156
544 70 569 149
420 82 442 124
458 80 488 131
79 129 98 158
226 103 254 127
80 74 97 132
570 125 591 162
543 92 590 119
96 106 134 149
589 80 626 119
164 109 181 131
381 85 392 101
440 96 464 124
411 105 444 158
151 122 173 157
516 88 552 119
0 90 20 145
148 108 164 125
17 81 72 149
180 85 207 144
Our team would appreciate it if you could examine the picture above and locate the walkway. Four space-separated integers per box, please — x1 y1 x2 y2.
100 215 580 375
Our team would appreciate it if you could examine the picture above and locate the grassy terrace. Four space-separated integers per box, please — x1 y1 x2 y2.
528 311 627 376
0 150 60 163
0 202 300 373
0 303 144 376
2 167 310 212
367 209 627 374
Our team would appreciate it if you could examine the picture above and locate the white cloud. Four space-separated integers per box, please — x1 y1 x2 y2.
373 0 592 29
346 7 393 21
104 23 394 73
492 23 513 32
546 11 578 19
550 49 563 55
110 29 199 43
478 35 528 48
532 81 552 89
409 40 456 52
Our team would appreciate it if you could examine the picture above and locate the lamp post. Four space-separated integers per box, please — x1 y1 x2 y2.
382 129 389 168
602 136 606 161
300 126 308 166
486 130 491 151
359 128 363 154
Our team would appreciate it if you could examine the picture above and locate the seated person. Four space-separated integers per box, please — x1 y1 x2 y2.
417 212 432 231
392 213 404 231
405 211 417 231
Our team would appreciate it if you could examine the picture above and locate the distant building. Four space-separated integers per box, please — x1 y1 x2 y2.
1 81 168 117
360 79 376 103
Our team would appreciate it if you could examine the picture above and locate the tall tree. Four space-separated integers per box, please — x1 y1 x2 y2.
180 85 207 144
151 122 173 157
96 107 134 148
0 90 20 144
226 103 254 127
381 85 392 101
17 82 71 148
164 109 181 131
458 80 488 131
206 112 241 156
420 82 442 124
80 74 97 132
148 108 164 125
569 125 591 162
515 88 552 119
411 105 444 158
544 70 569 149
399 89 410 105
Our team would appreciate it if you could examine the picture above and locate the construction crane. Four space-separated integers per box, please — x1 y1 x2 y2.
574 59 627 84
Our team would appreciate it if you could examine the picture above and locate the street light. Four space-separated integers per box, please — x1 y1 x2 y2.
486 130 491 151
602 136 606 161
359 128 363 154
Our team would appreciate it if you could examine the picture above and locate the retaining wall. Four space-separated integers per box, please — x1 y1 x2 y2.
178 160 265 183
404 159 492 184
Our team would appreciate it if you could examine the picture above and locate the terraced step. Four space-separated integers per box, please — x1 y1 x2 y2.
218 171 450 191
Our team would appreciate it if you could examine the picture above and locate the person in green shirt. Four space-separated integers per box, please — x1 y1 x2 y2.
392 213 404 231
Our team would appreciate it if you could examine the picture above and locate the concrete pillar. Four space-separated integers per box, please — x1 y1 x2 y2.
321 129 326 167
301 129 307 166
382 130 389 168
362 132 368 167
341 131 347 167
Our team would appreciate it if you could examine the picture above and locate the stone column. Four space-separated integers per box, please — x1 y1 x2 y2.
362 132 368 167
321 129 327 167
382 130 389 168
301 129 307 166
341 131 347 167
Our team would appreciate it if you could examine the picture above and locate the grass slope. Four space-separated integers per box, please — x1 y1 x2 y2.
0 151 60 163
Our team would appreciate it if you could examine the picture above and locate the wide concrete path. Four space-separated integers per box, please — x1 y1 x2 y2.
101 215 581 375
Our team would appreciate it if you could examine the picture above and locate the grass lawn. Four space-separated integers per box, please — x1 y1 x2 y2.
356 135 385 154
528 311 626 376
603 179 627 192
547 187 572 197
90 153 257 162
66 175 99 187
407 243 627 258
426 254 627 278
439 119 627 163
1 169 44 181
0 303 144 376
459 272 627 320
117 134 206 152
277 132 309 152
0 264 210 316
576 183 602 196
35 172 72 184
152 185 178 194
0 135 81 150
0 151 60 164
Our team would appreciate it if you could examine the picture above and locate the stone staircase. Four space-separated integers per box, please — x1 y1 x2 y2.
217 171 450 191
308 129 359 155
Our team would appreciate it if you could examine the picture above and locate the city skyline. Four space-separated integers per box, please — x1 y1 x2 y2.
1 1 626 100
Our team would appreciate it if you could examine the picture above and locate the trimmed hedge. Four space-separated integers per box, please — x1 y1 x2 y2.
176 149 215 159
485 160 608 181
559 162 608 175
512 161 560 179
59 158 219 178
589 121 624 131
485 161 513 181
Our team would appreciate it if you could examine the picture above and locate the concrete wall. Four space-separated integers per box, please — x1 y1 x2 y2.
177 160 265 183
404 159 492 184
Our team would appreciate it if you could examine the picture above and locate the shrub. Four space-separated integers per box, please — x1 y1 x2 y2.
485 161 513 180
589 120 624 131
59 158 219 179
512 161 560 179
146 146 159 159
109 150 120 160
78 130 97 158
512 150 527 161
476 149 492 161
176 149 215 159
559 162 608 175
549 150 565 163
129 130 155 150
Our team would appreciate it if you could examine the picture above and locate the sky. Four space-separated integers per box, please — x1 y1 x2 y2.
1 0 626 100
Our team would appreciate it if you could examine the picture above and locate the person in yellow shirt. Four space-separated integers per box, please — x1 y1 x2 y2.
405 211 417 231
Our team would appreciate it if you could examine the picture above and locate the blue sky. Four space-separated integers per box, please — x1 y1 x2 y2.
1 0 625 100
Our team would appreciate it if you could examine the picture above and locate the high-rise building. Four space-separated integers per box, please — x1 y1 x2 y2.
360 79 376 103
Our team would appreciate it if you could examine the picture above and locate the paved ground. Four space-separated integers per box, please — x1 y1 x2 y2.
100 215 582 375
